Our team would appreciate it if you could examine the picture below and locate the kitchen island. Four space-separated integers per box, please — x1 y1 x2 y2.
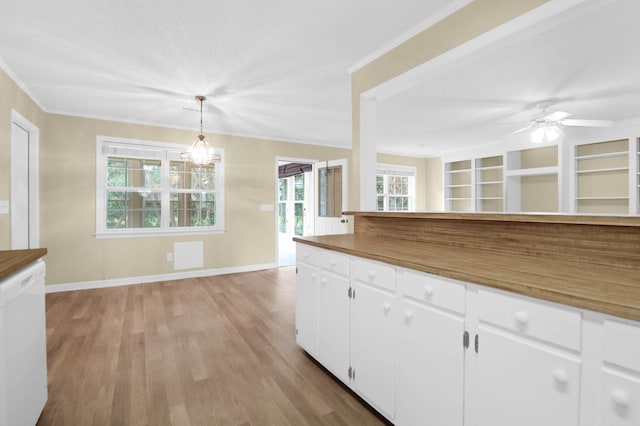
293 212 640 426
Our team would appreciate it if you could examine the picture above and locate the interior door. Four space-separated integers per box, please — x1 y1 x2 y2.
315 159 349 235
10 115 39 250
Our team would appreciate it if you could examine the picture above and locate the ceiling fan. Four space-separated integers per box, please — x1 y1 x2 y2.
508 101 615 142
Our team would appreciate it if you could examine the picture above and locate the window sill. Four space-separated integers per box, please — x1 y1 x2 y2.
95 228 225 239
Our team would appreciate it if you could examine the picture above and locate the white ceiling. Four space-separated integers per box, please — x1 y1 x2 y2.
0 0 454 147
377 0 640 157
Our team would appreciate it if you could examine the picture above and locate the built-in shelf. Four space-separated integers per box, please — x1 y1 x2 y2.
445 160 473 212
575 139 630 215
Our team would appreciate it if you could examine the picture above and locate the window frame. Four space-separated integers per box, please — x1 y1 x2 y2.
96 136 224 238
376 163 416 212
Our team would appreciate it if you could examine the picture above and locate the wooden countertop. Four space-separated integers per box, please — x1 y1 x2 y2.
0 248 48 280
294 234 640 322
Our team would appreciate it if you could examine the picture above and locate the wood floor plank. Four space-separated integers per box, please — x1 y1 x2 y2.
38 267 389 426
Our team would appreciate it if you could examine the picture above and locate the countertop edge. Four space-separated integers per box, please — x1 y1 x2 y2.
0 248 48 281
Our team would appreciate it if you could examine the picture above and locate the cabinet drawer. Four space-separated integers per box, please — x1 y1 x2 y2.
320 250 350 276
351 258 395 292
478 289 581 351
603 319 640 372
398 269 465 314
296 243 320 266
600 369 640 426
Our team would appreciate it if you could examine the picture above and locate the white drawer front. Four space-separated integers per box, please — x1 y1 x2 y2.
351 258 395 292
398 269 465 314
320 250 350 276
296 243 320 266
478 289 582 351
603 319 640 372
600 370 640 426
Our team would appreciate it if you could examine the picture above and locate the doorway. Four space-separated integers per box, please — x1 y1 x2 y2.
10 110 40 249
277 159 314 266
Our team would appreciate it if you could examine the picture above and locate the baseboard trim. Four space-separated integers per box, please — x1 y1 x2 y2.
45 263 279 293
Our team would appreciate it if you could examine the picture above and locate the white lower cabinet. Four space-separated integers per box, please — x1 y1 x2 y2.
351 280 396 420
295 261 319 356
295 243 640 426
318 269 350 382
396 270 466 426
473 327 581 426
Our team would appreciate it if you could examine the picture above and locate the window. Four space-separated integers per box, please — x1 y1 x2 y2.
96 137 224 237
376 164 416 212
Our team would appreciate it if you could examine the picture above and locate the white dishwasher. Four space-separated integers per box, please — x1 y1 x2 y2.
0 259 48 426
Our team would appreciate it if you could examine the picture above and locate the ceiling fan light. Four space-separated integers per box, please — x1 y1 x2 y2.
531 127 545 143
545 124 560 142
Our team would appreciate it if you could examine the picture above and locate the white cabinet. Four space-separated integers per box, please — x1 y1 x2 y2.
351 259 397 420
597 319 640 425
295 246 320 356
318 250 350 383
471 288 582 426
295 242 640 426
396 270 466 426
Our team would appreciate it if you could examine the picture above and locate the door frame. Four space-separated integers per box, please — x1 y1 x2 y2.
275 156 317 262
10 109 40 249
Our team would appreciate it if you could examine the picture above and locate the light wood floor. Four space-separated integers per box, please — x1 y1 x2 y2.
39 267 389 426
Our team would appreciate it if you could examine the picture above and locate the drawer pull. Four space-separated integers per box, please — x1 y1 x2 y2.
383 302 391 312
552 369 568 385
515 311 529 325
368 270 376 280
424 286 434 298
329 259 336 267
611 390 630 408
404 310 413 321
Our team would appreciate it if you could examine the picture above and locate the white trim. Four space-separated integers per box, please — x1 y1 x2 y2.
348 0 474 74
10 109 40 249
45 262 279 293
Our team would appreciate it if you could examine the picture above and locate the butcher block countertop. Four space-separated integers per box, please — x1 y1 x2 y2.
294 212 640 322
0 248 48 281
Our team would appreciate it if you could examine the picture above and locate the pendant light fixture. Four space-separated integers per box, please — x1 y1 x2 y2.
181 95 220 165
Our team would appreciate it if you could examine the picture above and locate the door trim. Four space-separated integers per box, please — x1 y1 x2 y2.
10 109 40 249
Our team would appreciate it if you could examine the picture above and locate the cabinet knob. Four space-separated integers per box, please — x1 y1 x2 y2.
611 390 630 408
383 302 391 312
320 278 327 285
515 311 529 325
424 286 434 298
552 369 568 385
311 273 317 280
329 259 336 267
368 270 376 280
404 310 413 321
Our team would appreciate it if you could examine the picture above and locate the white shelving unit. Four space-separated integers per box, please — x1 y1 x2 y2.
574 139 629 214
505 145 559 213
475 155 504 212
444 160 473 212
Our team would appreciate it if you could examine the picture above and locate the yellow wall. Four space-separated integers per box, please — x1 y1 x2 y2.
0 69 47 249
40 113 351 284
350 0 551 210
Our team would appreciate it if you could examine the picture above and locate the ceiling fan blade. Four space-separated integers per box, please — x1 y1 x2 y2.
561 119 614 127
505 124 534 136
544 111 571 121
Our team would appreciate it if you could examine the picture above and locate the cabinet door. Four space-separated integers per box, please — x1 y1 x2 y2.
396 300 465 426
318 271 350 383
474 326 581 426
295 263 319 356
351 281 396 420
599 370 640 426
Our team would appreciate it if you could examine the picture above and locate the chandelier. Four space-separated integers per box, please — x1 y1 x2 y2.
181 95 220 165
